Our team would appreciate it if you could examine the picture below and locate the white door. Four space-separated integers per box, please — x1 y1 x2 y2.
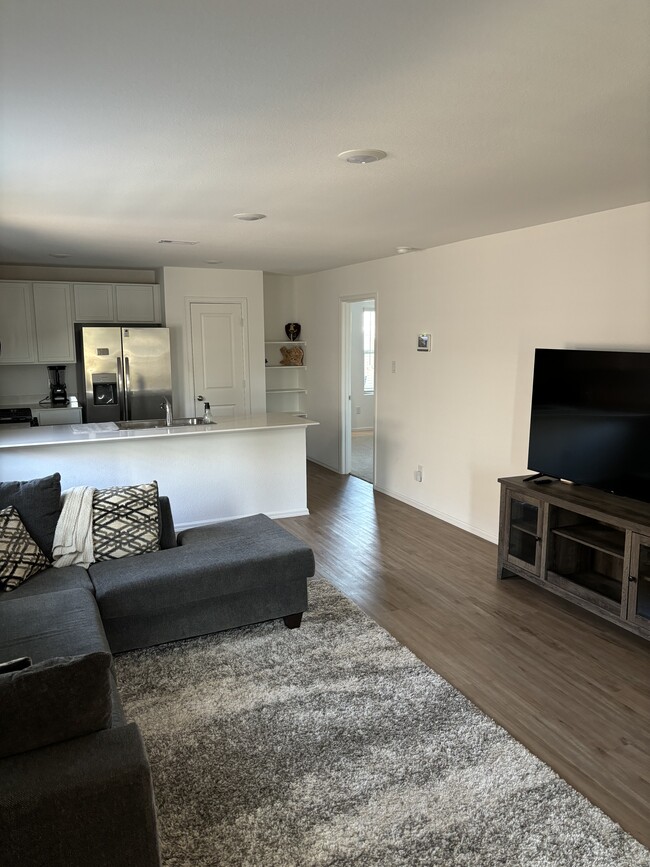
190 302 249 418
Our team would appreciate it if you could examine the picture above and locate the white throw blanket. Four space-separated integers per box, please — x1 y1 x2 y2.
52 486 96 568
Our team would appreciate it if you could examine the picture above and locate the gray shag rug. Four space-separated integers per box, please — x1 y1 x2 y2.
115 578 650 867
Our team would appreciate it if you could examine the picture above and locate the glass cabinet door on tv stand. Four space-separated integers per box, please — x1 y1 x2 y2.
628 534 650 630
501 489 544 576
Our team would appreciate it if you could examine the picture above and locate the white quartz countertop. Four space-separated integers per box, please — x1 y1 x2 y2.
0 413 318 449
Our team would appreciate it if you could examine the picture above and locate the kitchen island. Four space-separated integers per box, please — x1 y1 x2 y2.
0 413 318 528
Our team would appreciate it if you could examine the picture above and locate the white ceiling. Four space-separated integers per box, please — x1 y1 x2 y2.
1 0 648 276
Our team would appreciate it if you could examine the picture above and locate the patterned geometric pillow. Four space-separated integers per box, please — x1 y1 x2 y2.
92 481 161 561
0 506 50 592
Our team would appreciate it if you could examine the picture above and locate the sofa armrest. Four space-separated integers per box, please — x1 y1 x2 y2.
0 723 161 867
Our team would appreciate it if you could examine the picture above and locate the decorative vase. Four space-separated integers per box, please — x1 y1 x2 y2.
284 323 301 341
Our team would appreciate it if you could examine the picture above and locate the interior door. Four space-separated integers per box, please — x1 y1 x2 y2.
190 302 249 418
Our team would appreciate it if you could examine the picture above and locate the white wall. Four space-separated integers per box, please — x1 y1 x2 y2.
294 203 650 542
161 267 266 418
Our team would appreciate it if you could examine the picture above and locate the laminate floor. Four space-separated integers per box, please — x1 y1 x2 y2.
279 462 650 849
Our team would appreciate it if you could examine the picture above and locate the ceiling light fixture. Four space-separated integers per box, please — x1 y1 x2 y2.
338 149 387 164
158 239 199 245
49 252 71 258
205 260 223 265
233 213 267 221
396 246 417 254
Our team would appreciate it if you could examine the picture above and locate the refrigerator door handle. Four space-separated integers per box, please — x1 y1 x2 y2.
116 356 128 420
124 356 132 420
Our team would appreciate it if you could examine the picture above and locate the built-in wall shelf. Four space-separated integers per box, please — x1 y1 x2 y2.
264 339 307 414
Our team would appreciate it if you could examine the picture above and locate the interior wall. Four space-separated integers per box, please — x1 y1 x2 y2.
294 203 650 542
263 273 297 340
161 267 266 418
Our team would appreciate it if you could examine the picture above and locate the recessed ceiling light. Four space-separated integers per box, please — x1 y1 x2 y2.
338 149 387 164
233 213 267 221
205 260 223 265
396 246 418 254
158 239 199 245
49 252 71 258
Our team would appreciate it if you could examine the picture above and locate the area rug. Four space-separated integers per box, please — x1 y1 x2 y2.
115 579 650 867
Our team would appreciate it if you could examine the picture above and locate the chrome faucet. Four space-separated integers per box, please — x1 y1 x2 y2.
161 396 173 426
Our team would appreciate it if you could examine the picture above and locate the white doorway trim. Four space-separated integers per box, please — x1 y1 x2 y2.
339 293 377 481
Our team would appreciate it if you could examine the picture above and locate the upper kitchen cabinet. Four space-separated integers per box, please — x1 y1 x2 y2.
0 281 75 364
73 283 162 323
0 282 37 363
33 283 75 362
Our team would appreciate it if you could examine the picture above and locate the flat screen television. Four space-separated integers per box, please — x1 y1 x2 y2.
527 348 650 502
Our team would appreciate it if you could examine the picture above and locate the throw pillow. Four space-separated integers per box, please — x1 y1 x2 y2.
0 651 113 760
0 473 62 559
93 481 161 561
0 506 50 592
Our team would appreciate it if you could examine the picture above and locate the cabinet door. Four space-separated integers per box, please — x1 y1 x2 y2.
115 284 161 322
0 283 36 363
74 283 114 321
502 490 544 576
628 534 650 632
33 283 75 362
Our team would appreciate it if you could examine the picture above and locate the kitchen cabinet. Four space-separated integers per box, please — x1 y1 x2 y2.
0 283 37 364
264 340 307 416
73 283 162 323
0 282 75 364
33 283 75 362
498 475 650 640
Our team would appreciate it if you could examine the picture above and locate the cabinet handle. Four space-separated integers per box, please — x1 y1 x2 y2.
629 575 637 583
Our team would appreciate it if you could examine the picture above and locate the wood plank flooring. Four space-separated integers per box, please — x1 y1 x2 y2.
279 462 650 849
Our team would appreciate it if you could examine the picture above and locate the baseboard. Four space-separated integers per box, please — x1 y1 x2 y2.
372 484 497 544
175 508 310 531
307 457 341 474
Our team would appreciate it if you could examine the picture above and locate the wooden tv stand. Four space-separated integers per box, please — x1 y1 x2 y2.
498 476 650 640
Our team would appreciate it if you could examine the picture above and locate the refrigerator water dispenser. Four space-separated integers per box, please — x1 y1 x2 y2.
92 374 118 406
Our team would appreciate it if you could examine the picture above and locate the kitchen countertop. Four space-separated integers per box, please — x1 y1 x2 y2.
0 413 318 450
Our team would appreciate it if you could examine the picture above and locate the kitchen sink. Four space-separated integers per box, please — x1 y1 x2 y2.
171 417 206 426
116 417 205 430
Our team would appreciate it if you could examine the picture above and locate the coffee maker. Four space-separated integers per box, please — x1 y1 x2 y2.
47 366 68 405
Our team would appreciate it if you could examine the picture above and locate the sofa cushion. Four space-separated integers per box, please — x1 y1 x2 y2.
0 472 61 560
0 651 113 760
93 481 161 561
0 564 94 601
0 587 111 663
0 506 50 592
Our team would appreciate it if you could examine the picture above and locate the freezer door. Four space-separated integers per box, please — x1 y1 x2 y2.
122 327 173 421
79 327 124 423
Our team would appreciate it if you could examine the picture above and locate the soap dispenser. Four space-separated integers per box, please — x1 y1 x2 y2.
203 402 214 424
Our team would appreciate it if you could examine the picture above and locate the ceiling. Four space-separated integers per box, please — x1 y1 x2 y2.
1 0 648 276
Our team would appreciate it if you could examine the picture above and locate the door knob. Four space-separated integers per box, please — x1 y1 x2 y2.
196 395 204 402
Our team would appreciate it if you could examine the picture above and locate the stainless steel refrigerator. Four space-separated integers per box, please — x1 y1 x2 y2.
76 326 173 423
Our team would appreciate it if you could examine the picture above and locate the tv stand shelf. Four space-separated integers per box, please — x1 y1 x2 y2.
498 476 650 640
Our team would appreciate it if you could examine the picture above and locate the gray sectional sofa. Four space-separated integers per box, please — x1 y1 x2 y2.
0 473 315 867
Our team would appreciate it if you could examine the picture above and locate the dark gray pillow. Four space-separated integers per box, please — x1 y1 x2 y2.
0 473 62 560
0 651 113 759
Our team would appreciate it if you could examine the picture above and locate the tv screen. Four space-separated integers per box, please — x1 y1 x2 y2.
527 349 650 502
